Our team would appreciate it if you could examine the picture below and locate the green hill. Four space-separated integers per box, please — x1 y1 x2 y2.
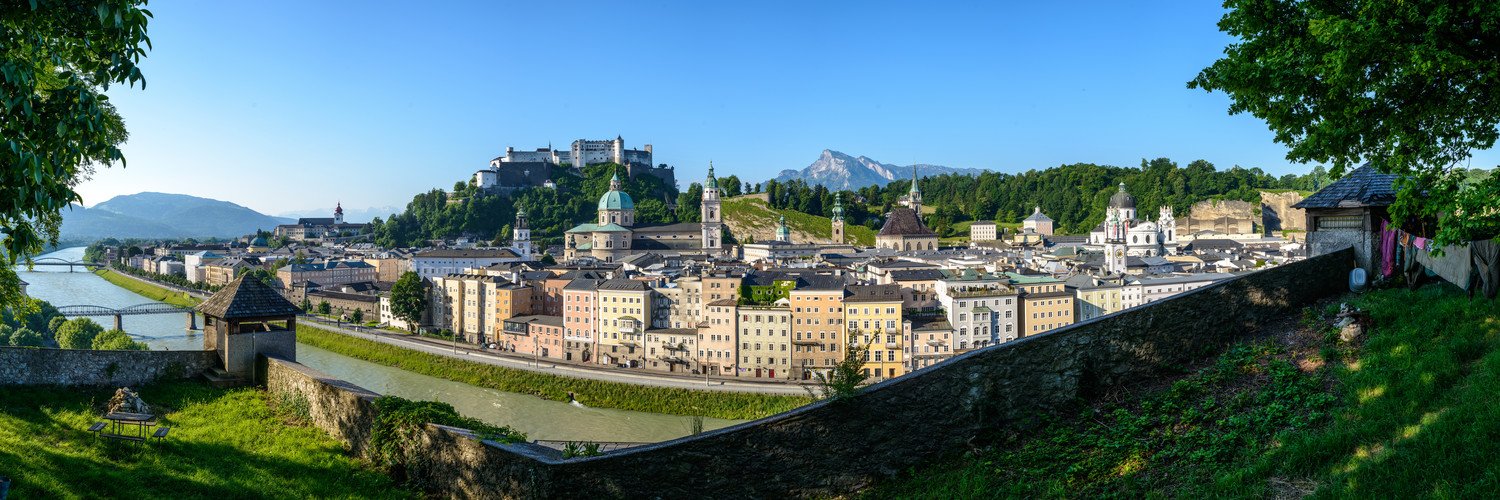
722 195 875 246
871 284 1500 497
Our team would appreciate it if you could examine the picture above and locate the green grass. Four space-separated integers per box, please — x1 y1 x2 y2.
870 285 1500 498
297 324 811 420
0 380 408 498
94 269 201 308
722 196 876 246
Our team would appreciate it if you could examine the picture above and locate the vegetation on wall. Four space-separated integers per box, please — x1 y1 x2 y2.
369 395 525 485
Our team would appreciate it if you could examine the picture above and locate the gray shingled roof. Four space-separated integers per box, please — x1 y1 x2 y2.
197 274 301 319
1292 164 1399 209
878 207 936 237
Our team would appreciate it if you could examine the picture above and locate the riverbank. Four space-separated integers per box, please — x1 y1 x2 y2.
297 324 811 420
93 268 201 308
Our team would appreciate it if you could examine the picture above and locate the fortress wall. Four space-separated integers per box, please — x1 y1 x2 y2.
0 347 216 387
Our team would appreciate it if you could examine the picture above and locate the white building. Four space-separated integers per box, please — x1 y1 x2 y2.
969 221 998 242
412 248 527 281
1090 183 1179 260
936 272 1020 349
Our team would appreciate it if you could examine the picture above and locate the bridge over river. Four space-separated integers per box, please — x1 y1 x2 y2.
27 257 106 272
55 302 198 331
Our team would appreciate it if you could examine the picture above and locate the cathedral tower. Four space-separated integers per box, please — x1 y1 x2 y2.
512 205 532 258
831 191 845 244
701 162 723 253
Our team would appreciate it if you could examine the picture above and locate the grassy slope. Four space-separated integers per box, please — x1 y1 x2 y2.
721 196 876 246
0 381 407 498
298 324 810 420
94 268 201 308
870 285 1500 498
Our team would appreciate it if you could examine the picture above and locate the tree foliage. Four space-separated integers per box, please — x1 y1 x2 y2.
1 0 151 309
762 159 1322 235
92 328 146 350
55 317 104 349
390 271 426 332
1190 0 1500 244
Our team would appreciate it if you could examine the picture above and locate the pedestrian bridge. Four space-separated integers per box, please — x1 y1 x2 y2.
28 257 105 271
56 303 199 331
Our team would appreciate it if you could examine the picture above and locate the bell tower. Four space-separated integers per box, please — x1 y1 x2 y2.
701 162 723 253
831 191 845 244
512 205 532 258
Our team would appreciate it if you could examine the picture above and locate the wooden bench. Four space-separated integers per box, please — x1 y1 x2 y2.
88 422 106 440
151 427 170 442
100 433 146 443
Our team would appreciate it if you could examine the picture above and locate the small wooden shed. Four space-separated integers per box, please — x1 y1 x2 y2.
197 274 301 380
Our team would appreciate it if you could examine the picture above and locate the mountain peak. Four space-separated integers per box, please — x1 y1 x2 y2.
774 150 987 190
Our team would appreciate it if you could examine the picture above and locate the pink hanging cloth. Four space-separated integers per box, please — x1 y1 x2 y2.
1380 220 1397 277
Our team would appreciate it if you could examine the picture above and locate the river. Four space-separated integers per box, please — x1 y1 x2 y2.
17 247 744 442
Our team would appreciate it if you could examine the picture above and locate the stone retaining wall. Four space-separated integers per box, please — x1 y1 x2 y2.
263 248 1355 498
0 347 217 387
264 356 379 456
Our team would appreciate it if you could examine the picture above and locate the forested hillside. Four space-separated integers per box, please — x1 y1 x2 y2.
370 164 679 248
759 158 1331 236
369 157 1347 247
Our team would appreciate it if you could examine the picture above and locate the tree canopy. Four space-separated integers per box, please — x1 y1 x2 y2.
390 271 426 332
1190 0 1500 244
1 0 150 308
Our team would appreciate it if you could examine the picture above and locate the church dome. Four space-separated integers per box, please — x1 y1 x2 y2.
1109 182 1136 209
598 190 634 211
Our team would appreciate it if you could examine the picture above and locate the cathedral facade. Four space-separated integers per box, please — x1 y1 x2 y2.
563 166 724 262
1089 183 1178 273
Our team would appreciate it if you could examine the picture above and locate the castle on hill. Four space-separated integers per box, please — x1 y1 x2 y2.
477 136 676 191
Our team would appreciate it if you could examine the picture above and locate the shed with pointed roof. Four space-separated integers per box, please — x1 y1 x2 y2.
197 274 301 380
1292 163 1400 275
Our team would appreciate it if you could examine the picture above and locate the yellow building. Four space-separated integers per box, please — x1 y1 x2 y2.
789 277 846 380
1069 278 1124 322
595 278 652 367
1007 273 1075 336
844 284 905 381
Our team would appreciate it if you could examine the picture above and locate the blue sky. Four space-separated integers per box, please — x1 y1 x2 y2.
84 1 1499 216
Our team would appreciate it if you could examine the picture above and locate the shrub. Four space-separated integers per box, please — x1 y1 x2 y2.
8 327 44 347
55 318 105 349
369 396 524 484
93 329 147 350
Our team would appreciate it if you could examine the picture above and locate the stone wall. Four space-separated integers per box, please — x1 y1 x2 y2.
399 247 1357 498
1260 191 1307 232
264 356 379 456
0 347 217 387
1183 199 1256 234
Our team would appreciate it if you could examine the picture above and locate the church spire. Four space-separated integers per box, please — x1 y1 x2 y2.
609 167 622 191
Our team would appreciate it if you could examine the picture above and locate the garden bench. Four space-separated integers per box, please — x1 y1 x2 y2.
88 422 106 440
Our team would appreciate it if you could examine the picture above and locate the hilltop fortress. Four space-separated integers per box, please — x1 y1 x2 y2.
475 136 677 191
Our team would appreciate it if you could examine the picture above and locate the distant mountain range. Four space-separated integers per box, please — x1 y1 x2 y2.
773 149 988 190
60 192 293 241
277 205 398 224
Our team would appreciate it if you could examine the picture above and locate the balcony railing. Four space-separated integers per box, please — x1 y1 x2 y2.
662 342 690 352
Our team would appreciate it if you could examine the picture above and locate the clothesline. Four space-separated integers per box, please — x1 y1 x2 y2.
1378 219 1499 299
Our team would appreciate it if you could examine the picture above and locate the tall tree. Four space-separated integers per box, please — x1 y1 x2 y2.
390 271 427 332
1189 0 1500 244
1 1 151 310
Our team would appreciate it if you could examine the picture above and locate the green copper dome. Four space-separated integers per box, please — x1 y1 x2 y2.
598 189 635 210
